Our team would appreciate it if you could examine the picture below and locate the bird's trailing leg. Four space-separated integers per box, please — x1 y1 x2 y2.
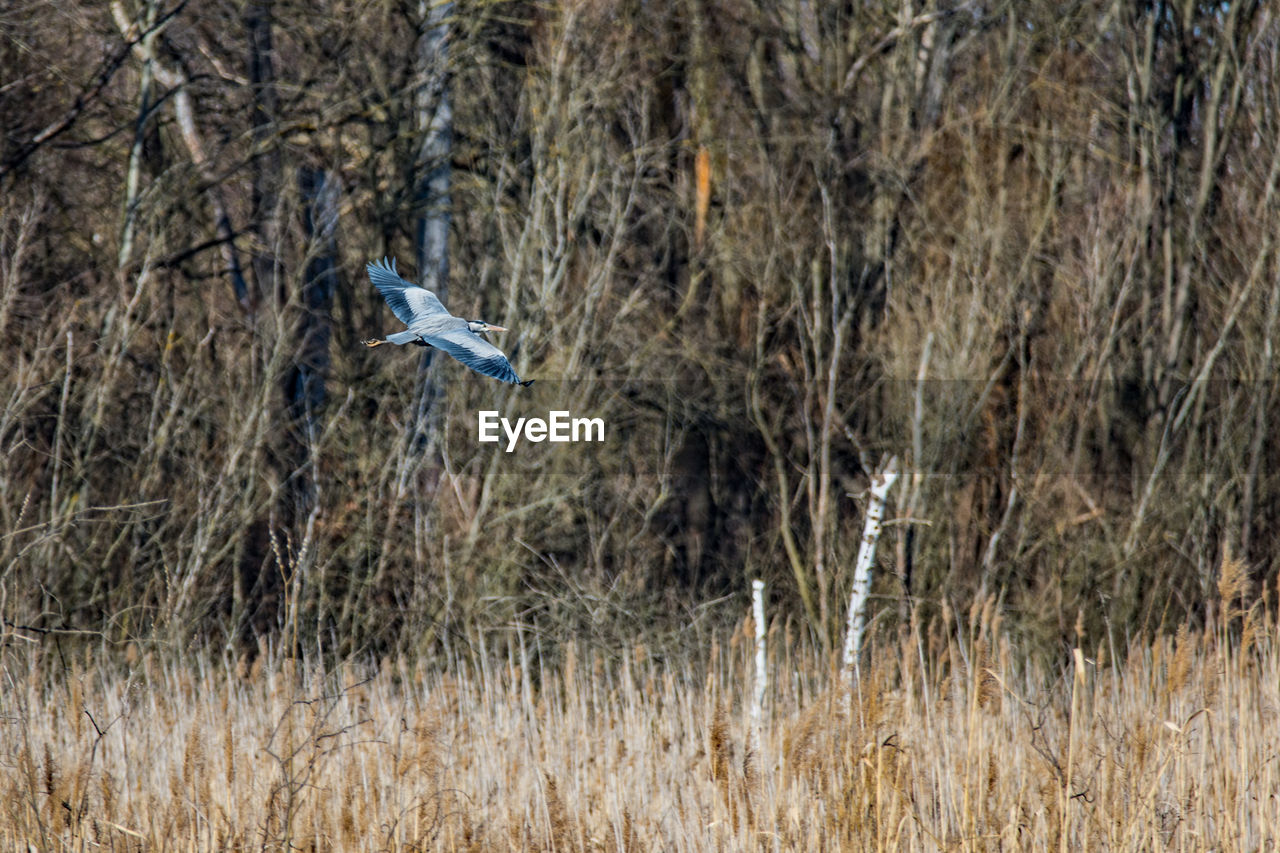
365 331 426 347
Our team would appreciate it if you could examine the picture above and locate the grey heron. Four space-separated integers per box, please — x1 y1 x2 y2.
363 257 533 387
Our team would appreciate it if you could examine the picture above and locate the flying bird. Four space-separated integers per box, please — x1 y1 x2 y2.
363 257 533 387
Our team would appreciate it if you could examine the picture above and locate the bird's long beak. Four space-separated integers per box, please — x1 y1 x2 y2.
485 324 509 333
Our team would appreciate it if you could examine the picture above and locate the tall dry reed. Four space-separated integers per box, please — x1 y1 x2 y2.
3 596 1278 850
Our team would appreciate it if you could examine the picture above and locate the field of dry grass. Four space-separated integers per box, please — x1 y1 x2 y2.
4 588 1279 852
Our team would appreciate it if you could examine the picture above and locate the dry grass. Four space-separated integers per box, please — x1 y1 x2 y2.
4 602 1279 852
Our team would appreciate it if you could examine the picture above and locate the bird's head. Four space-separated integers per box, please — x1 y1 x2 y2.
468 320 508 335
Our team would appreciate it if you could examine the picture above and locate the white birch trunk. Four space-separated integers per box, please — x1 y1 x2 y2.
117 0 158 270
842 455 899 683
110 1 251 308
750 578 766 752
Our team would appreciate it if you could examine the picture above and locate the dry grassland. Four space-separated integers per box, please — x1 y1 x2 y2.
3 600 1278 851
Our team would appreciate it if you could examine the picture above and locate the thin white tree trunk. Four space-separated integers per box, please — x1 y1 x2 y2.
750 578 766 753
842 455 899 684
109 0 250 308
117 0 158 270
415 0 453 295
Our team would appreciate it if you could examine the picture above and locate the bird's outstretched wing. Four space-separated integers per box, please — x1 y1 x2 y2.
366 257 447 327
426 326 528 385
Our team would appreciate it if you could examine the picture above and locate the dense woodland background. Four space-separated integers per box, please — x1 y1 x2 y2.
2 0 1279 662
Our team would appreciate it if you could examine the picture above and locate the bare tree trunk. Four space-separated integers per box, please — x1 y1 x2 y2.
410 0 453 453
240 0 283 643
117 0 158 271
283 167 339 515
415 0 452 296
842 456 897 687
247 0 281 310
750 578 766 755
272 166 339 653
109 1 250 309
